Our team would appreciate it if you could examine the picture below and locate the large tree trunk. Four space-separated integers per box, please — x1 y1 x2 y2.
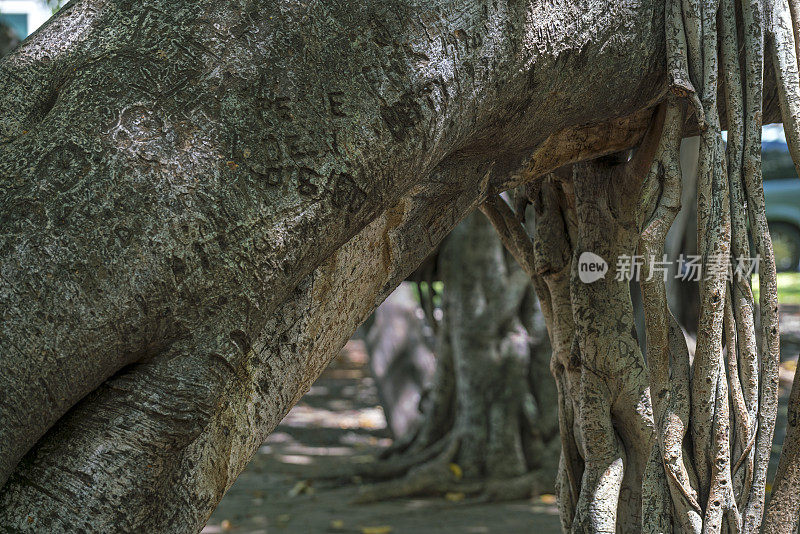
0 0 676 529
436 211 559 495
0 0 793 531
0 158 488 532
352 211 559 503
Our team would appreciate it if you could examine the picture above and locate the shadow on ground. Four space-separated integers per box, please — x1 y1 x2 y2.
204 341 562 534
205 304 800 534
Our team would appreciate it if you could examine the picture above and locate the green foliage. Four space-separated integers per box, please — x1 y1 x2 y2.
42 0 67 15
754 272 800 306
763 149 798 181
410 281 444 309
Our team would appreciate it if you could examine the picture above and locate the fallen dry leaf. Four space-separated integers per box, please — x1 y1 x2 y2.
288 480 314 497
448 463 463 480
445 492 465 502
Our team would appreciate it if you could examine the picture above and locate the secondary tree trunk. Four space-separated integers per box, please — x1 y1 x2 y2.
353 211 559 502
364 282 436 439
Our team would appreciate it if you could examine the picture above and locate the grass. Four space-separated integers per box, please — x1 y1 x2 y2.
753 272 800 306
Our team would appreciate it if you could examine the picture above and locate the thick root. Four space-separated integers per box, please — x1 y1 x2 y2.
352 438 546 504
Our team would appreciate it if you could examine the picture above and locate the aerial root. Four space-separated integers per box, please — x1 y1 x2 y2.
315 435 449 482
352 437 544 504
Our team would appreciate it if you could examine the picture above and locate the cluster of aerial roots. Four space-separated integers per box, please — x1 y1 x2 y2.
481 0 800 531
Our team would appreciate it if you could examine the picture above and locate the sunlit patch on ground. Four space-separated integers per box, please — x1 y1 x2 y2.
203 341 564 533
204 302 800 533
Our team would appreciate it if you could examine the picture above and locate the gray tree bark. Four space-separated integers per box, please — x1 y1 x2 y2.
0 0 792 532
480 0 800 528
0 0 676 530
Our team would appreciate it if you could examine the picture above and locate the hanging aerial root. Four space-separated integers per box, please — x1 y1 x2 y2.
759 0 800 531
482 177 583 531
637 97 704 534
772 0 800 167
741 1 781 532
721 0 759 510
660 0 783 530
666 0 704 126
762 361 800 533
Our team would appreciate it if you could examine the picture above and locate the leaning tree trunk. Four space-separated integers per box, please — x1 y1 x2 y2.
352 211 559 502
0 0 793 531
0 1 683 530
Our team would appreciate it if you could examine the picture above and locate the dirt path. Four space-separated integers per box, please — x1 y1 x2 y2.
205 304 800 534
203 341 562 534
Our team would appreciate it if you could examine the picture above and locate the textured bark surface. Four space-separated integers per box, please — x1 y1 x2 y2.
0 1 680 527
665 136 700 333
0 0 796 531
480 1 800 532
0 157 489 532
569 156 659 533
763 370 800 533
481 87 785 533
439 211 559 494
